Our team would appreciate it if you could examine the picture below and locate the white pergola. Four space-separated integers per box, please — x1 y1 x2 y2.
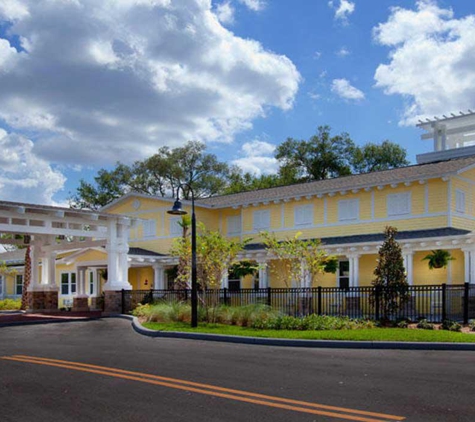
0 200 137 310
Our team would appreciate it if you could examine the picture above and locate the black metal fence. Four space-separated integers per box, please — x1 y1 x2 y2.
122 283 475 323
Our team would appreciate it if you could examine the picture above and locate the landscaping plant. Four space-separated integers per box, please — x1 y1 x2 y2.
371 226 410 320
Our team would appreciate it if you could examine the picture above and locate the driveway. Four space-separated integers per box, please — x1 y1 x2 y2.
0 318 473 421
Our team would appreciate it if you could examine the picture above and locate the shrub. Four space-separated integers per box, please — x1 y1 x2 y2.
417 319 434 330
396 319 409 329
441 319 462 332
251 314 375 331
132 302 191 323
0 298 21 310
469 320 475 332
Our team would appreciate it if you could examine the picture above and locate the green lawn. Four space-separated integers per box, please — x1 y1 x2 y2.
142 322 475 343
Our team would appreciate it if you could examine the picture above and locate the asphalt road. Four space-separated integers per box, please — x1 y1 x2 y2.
0 319 474 422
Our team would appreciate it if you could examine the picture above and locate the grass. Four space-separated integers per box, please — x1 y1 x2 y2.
142 322 475 343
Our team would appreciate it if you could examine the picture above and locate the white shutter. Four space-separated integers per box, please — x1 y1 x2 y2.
338 199 359 221
456 190 466 213
227 216 241 236
142 220 156 238
253 210 270 230
170 217 182 236
387 193 411 216
295 205 313 226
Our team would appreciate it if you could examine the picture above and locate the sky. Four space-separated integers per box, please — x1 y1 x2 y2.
1 0 475 205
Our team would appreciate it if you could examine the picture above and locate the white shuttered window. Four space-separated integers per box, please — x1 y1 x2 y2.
170 217 182 236
227 215 242 236
456 190 466 213
387 193 411 217
253 210 270 231
142 220 156 238
338 199 359 221
294 205 313 226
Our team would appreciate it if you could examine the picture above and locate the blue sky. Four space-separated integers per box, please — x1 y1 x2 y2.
0 0 475 205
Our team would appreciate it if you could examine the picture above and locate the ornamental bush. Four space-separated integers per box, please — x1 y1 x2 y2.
0 298 21 310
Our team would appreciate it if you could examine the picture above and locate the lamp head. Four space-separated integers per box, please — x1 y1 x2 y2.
167 200 187 216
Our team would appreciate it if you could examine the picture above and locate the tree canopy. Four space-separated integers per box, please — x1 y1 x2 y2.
71 128 409 209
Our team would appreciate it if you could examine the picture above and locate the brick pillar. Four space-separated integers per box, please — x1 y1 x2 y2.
104 291 123 314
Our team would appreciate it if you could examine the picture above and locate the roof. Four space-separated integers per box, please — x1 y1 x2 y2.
195 155 475 208
244 228 471 251
128 247 165 257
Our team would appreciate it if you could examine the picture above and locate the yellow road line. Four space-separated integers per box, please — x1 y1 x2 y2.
2 355 405 422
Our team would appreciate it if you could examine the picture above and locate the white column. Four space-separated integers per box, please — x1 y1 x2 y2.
153 265 166 290
77 267 88 298
348 255 360 287
403 252 414 286
257 261 269 288
104 221 132 290
464 250 470 284
29 244 40 290
221 270 229 289
470 250 475 285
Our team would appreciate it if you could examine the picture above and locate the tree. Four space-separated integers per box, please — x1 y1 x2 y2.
351 141 409 174
261 231 332 288
223 169 287 195
71 141 231 209
170 223 250 321
275 126 355 182
20 245 31 311
371 226 410 320
275 126 409 183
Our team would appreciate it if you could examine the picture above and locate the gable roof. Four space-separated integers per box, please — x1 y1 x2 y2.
196 155 475 208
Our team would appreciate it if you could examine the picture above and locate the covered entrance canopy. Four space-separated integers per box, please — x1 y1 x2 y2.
0 200 136 311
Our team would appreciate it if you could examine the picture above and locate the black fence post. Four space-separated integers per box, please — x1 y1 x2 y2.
463 282 469 325
121 289 125 314
375 286 380 321
441 283 447 322
317 286 322 315
223 288 228 306
267 287 272 307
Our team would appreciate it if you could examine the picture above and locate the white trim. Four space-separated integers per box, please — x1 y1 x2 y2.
323 198 328 224
424 184 429 214
281 203 285 228
371 191 375 219
448 179 453 226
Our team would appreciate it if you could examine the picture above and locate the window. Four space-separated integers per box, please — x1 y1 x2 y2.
142 219 156 238
227 268 241 291
456 190 466 214
338 261 350 290
227 215 241 236
387 193 411 216
252 210 270 231
338 199 359 221
294 204 313 227
170 217 182 236
61 272 76 296
15 274 23 295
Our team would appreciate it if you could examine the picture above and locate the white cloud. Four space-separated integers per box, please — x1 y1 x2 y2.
374 0 475 125
215 2 234 25
232 139 278 175
0 0 299 170
238 0 266 12
331 78 365 101
0 129 65 204
329 0 355 24
336 47 350 57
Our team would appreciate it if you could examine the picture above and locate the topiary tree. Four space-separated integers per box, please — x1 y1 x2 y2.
371 226 410 320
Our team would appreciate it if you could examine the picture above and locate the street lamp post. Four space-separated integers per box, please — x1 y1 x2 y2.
167 184 198 328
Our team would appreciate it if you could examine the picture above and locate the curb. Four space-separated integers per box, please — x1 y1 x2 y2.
131 317 475 351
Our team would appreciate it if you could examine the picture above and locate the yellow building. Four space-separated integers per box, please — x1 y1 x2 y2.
2 112 475 311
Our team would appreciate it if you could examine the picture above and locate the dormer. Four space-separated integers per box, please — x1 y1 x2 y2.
417 110 475 164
